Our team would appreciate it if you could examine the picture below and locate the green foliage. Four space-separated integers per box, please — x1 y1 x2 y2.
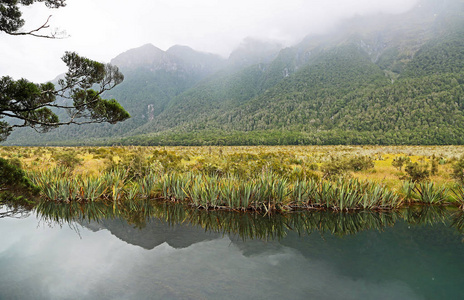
392 156 411 171
413 182 448 204
321 158 351 180
403 30 464 77
0 157 33 189
0 157 38 203
404 162 430 182
149 150 183 173
0 2 129 142
347 156 374 171
52 151 82 170
430 157 439 176
452 156 464 183
321 155 374 180
107 150 150 180
0 1 66 35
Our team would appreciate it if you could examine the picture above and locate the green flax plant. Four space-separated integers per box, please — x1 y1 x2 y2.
126 182 140 201
78 176 107 201
314 181 336 208
203 175 222 207
451 184 464 209
138 171 159 199
400 180 417 202
361 183 402 209
254 173 288 211
171 173 192 201
219 176 241 208
413 182 448 204
188 174 205 207
333 179 364 211
159 173 190 200
29 167 80 202
239 179 257 209
103 168 129 202
291 179 318 207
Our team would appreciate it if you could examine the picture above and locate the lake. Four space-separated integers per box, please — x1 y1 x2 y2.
1 202 464 299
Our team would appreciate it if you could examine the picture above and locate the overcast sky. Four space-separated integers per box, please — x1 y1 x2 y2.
1 0 419 82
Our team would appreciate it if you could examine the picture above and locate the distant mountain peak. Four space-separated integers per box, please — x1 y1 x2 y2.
110 43 166 70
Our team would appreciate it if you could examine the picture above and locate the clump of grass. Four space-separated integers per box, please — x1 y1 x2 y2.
451 184 464 209
413 182 448 205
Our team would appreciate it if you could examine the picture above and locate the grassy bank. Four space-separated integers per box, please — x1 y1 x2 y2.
1 145 464 211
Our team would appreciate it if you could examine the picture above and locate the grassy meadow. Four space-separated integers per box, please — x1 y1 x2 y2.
1 145 464 211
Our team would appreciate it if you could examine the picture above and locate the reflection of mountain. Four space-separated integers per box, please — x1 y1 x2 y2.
81 218 221 250
230 220 464 300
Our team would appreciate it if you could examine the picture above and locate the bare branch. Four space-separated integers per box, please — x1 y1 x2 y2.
5 15 66 39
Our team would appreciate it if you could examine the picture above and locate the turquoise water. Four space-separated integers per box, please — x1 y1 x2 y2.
1 204 463 299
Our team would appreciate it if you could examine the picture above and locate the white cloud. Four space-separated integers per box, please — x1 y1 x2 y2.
0 0 419 82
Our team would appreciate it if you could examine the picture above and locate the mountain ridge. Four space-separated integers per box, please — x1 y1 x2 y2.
4 0 464 146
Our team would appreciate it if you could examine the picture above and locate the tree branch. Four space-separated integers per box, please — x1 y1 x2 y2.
5 15 66 39
4 111 108 128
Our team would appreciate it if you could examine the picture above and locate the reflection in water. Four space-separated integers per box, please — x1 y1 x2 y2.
1 201 464 300
34 199 464 241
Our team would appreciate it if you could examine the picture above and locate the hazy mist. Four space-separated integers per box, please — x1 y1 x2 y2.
1 0 419 82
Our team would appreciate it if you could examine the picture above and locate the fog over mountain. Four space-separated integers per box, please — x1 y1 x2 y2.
1 0 419 82
4 0 464 146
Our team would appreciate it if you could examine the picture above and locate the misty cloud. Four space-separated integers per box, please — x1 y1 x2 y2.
1 0 419 82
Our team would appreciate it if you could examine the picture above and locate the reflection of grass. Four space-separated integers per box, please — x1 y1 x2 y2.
2 145 464 211
35 199 464 240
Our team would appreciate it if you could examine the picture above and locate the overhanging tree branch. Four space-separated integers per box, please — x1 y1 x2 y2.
0 1 129 142
4 15 65 39
1 0 67 39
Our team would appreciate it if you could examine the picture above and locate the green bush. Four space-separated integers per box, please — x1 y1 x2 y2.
347 156 374 171
392 156 411 171
452 156 464 183
0 158 38 203
53 152 82 170
0 158 31 188
404 162 430 182
321 158 351 180
321 155 374 180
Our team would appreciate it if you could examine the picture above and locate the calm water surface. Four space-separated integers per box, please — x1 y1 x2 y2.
1 203 463 300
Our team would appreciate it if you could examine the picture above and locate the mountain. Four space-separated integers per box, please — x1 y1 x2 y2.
82 217 220 250
3 44 226 145
4 0 464 146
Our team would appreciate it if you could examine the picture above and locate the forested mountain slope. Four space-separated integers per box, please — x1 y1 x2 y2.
4 0 464 146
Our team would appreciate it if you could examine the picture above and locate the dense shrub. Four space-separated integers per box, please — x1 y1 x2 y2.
404 162 430 182
321 155 374 180
392 156 411 171
452 156 464 183
347 156 374 171
0 158 38 203
53 152 82 170
0 158 31 188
